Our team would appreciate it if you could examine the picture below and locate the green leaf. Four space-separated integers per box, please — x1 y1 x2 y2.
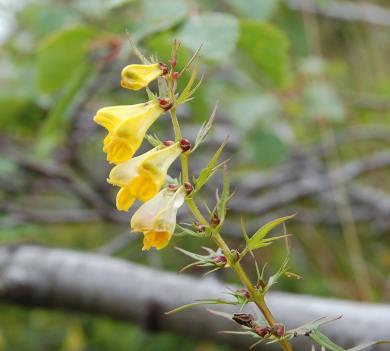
179 13 239 61
37 26 96 93
310 329 346 351
303 81 346 122
194 140 227 192
247 127 287 167
238 20 289 86
288 316 342 337
245 215 294 254
224 94 281 132
134 0 189 40
192 102 218 152
216 164 231 226
225 0 281 20
144 134 162 147
347 340 390 351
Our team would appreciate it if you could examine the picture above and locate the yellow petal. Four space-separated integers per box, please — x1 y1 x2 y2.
108 147 157 187
94 103 148 133
131 187 185 250
128 174 162 202
116 187 136 211
121 63 164 91
130 190 166 232
142 230 172 251
104 101 164 164
103 135 135 164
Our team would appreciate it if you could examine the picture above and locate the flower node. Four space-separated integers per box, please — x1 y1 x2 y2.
231 249 240 262
213 255 227 267
163 140 174 146
169 58 176 68
158 98 173 111
196 223 206 232
179 138 191 152
237 288 250 299
253 325 272 338
159 62 169 75
272 323 286 337
210 213 220 227
183 181 193 195
167 183 178 192
171 71 180 80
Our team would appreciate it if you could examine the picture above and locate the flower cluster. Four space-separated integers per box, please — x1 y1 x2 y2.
94 62 184 250
93 44 389 351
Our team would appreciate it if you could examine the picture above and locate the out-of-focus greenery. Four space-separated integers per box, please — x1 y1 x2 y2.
0 0 389 350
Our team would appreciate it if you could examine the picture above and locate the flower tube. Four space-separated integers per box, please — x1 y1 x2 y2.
131 187 185 250
120 63 168 91
107 142 182 211
94 100 165 164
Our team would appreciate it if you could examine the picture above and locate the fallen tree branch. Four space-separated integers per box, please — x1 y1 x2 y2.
231 149 390 214
285 0 390 27
0 245 388 350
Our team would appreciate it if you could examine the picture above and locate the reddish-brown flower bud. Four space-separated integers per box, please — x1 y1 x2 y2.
272 324 285 337
163 140 174 146
213 255 227 267
159 98 173 111
167 183 178 192
253 325 271 338
210 213 220 227
183 181 193 195
171 71 180 80
256 279 267 290
159 62 169 75
232 313 255 327
197 224 206 232
231 249 240 262
169 58 176 68
179 138 191 152
237 288 250 299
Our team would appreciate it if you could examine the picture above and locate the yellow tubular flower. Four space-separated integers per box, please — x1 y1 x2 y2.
120 63 168 91
131 187 185 250
93 100 165 164
107 142 182 211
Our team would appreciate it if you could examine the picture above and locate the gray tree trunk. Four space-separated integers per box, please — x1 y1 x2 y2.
0 245 388 350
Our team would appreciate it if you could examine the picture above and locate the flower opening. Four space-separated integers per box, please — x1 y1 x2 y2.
131 187 185 250
108 142 182 211
94 101 164 164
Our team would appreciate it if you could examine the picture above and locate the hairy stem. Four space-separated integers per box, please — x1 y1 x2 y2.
169 107 293 351
212 232 293 351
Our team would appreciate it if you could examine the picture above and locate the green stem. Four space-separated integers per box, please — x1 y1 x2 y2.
170 107 182 140
213 232 293 351
169 85 293 351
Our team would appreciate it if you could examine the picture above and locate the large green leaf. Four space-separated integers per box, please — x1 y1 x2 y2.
303 81 346 122
133 0 189 40
178 13 239 61
247 127 287 167
238 20 289 87
37 26 96 93
225 0 280 20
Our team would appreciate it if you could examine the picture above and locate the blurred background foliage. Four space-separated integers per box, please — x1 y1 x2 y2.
0 0 389 350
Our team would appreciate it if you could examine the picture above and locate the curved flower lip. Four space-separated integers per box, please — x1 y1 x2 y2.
120 63 164 91
107 143 182 211
131 186 186 250
93 100 165 164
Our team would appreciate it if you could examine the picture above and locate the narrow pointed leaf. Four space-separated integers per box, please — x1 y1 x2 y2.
310 329 346 351
347 340 390 351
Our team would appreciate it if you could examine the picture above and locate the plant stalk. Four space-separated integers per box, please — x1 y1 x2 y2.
170 88 293 351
